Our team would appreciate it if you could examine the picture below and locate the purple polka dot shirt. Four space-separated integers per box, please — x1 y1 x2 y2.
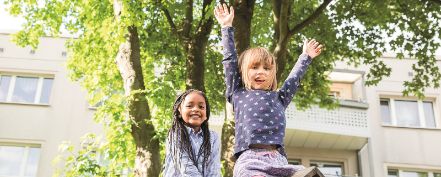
221 27 312 158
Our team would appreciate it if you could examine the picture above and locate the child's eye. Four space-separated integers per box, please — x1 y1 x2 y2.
199 105 205 109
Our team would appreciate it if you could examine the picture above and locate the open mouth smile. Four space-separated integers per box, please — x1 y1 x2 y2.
190 114 201 119
255 79 265 83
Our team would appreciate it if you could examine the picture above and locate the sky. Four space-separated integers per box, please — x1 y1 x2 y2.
0 2 25 32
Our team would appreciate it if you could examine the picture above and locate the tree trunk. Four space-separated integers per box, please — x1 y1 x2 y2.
271 0 291 81
115 25 161 177
114 1 161 176
232 0 255 54
220 103 236 177
185 18 214 91
160 0 214 91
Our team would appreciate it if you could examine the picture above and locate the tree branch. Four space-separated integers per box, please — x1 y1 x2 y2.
288 0 333 36
427 0 441 4
182 0 193 39
159 5 179 37
271 0 281 50
196 0 213 33
279 0 289 41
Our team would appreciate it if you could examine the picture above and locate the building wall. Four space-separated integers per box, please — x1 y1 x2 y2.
337 57 441 177
0 33 103 177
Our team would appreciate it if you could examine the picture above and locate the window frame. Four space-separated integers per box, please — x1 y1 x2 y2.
0 73 54 105
310 160 345 177
388 168 441 177
0 143 41 177
329 82 354 100
379 97 438 129
287 159 302 165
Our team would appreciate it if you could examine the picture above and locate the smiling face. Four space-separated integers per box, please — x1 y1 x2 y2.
239 47 277 91
247 62 275 90
179 92 207 132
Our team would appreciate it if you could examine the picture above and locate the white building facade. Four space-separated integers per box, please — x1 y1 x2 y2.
0 33 103 177
1 33 440 177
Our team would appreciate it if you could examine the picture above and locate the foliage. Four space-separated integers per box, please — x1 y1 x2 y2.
249 0 440 109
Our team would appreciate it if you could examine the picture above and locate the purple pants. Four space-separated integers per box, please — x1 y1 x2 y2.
233 148 305 177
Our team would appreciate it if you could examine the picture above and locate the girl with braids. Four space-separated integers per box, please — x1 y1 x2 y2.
163 89 221 177
215 3 323 177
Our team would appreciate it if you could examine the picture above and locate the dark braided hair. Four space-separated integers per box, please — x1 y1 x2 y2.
168 89 211 175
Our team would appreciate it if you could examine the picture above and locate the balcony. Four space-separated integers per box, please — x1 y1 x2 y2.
285 101 369 138
284 101 369 150
209 100 369 150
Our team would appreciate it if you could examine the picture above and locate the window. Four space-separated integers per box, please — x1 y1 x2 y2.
288 159 302 165
423 101 436 128
381 99 392 125
0 74 53 104
400 171 428 177
329 82 353 100
388 169 398 177
395 100 420 127
310 161 343 177
388 169 441 177
380 98 437 128
328 91 341 98
0 145 41 177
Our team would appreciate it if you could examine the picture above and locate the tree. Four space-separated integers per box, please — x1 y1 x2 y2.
158 0 214 91
5 0 165 176
4 0 228 176
220 0 441 176
223 0 441 108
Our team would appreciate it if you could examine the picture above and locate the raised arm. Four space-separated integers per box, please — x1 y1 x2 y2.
215 4 241 102
279 39 323 107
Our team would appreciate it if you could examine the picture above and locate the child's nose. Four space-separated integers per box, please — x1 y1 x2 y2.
191 106 200 111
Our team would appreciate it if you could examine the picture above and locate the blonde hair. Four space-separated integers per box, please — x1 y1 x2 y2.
238 47 277 91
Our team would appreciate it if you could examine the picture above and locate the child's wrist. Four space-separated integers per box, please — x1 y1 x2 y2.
302 53 312 59
222 24 233 28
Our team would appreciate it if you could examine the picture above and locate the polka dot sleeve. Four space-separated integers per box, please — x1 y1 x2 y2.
278 53 312 108
221 27 241 103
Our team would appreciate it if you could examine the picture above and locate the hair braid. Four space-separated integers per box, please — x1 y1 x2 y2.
167 89 211 176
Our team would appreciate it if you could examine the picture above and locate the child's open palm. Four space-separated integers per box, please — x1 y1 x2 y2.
214 4 234 28
303 39 323 59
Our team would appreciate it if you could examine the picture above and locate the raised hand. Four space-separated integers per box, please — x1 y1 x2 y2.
302 39 323 59
214 3 234 28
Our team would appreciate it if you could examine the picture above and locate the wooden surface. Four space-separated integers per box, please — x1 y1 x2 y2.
292 167 325 177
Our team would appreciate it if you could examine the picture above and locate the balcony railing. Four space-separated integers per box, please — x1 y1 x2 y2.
209 100 369 138
286 100 369 137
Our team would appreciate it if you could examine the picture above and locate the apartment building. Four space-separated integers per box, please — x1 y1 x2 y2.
1 33 440 177
0 33 103 177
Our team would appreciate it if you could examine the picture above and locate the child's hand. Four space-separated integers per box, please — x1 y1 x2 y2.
302 39 323 59
214 3 234 28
